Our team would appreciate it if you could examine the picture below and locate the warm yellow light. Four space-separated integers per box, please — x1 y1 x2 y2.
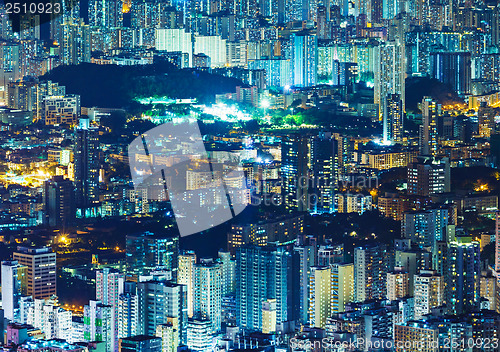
474 183 489 192
122 0 130 13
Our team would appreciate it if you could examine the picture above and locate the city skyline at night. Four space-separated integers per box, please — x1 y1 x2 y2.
0 0 499 351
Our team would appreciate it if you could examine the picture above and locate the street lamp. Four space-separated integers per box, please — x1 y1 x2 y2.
261 99 270 116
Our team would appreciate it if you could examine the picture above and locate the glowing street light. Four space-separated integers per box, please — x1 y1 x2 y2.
261 99 270 116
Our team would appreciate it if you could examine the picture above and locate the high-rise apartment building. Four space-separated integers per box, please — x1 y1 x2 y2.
126 232 179 278
407 156 450 197
178 251 196 318
480 269 497 311
7 80 37 111
478 103 496 138
419 96 440 156
383 94 404 143
430 51 471 96
32 81 66 119
155 28 193 67
336 193 373 214
194 35 227 67
310 134 337 213
334 134 355 174
292 33 318 87
394 322 439 352
137 281 187 344
59 20 91 65
0 44 21 104
248 58 293 87
117 290 139 340
13 247 56 300
1 261 22 321
262 299 277 334
96 268 125 351
84 300 113 352
193 259 222 333
354 244 389 302
308 266 331 329
228 214 304 253
217 251 236 297
447 237 480 315
330 263 354 313
88 0 123 27
402 207 449 250
387 269 410 301
156 323 179 352
74 118 99 210
375 41 405 119
378 193 404 221
414 270 444 319
236 245 290 331
293 236 317 324
28 298 72 342
186 319 212 352
281 135 309 212
44 176 75 228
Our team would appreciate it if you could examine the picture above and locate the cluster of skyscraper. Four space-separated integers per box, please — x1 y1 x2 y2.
0 0 498 129
2 199 498 352
1 0 500 348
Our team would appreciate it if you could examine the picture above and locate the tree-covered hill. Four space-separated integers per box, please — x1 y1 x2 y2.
42 61 245 108
405 77 464 112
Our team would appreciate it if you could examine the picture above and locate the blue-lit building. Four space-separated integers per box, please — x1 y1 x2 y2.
430 51 471 96
292 33 318 87
74 119 99 212
281 135 309 212
402 207 449 250
293 235 318 324
126 231 179 278
88 0 123 27
137 280 187 343
236 244 291 331
310 134 337 214
446 236 480 315
248 58 293 88
405 30 461 76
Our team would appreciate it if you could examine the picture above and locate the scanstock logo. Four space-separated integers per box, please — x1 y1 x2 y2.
128 121 249 237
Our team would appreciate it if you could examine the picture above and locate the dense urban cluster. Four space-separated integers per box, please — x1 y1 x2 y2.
0 0 500 351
